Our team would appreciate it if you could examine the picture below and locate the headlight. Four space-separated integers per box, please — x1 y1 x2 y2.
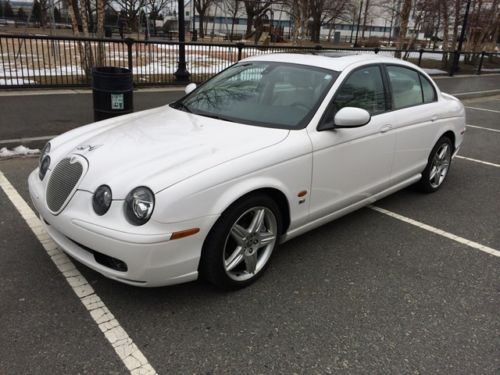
39 142 51 164
93 185 112 216
39 155 51 180
124 186 155 225
38 142 51 180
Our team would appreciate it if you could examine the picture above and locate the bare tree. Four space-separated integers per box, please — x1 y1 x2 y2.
242 0 271 38
309 0 349 43
395 0 411 56
96 0 105 65
114 0 145 31
194 0 214 38
360 0 371 40
224 0 241 38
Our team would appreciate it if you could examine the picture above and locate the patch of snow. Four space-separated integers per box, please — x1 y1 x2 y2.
423 68 447 75
0 146 40 158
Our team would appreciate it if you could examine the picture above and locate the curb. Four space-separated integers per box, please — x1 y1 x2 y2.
0 87 185 97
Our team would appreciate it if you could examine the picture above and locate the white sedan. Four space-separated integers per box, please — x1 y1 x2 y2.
28 54 466 289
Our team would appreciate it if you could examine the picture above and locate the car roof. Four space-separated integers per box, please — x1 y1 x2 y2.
242 53 415 72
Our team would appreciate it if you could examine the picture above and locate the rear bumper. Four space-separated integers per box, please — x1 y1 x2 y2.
28 170 217 287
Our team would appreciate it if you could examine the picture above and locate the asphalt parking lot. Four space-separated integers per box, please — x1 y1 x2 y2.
1 95 499 374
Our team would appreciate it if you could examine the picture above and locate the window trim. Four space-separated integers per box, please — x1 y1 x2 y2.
382 64 438 112
418 72 438 103
317 63 389 131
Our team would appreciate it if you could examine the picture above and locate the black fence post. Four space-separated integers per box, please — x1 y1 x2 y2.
477 51 486 75
124 38 134 72
236 42 244 61
374 47 380 54
315 45 322 51
418 48 424 66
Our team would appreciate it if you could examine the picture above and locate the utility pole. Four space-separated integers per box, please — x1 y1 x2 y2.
175 0 190 82
450 0 471 75
354 0 363 47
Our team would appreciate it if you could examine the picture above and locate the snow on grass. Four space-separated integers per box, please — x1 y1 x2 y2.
0 78 36 85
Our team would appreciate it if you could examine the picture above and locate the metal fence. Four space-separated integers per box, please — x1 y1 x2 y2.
1 34 499 89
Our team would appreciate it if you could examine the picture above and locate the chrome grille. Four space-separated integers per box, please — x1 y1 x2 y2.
46 157 84 213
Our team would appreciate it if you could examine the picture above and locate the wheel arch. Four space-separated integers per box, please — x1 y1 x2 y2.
227 187 291 235
441 130 456 152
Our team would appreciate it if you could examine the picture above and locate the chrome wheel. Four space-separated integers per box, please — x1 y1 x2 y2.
429 143 451 189
223 206 278 281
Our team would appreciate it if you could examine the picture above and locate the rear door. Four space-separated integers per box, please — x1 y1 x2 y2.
383 65 441 182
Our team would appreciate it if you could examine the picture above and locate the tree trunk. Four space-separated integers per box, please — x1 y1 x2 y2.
96 0 105 66
198 13 205 38
245 10 254 37
440 1 449 67
78 0 93 77
361 0 370 40
395 0 411 58
64 0 80 35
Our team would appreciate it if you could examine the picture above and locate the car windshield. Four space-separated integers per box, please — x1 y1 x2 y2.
171 61 339 129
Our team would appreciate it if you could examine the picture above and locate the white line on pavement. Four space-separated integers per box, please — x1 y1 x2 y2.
453 89 500 97
370 206 500 258
465 106 500 113
466 124 500 133
455 155 500 168
0 171 157 375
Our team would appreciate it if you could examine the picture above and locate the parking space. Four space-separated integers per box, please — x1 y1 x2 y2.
0 97 499 374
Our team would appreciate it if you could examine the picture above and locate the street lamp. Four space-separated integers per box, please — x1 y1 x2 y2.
175 0 190 82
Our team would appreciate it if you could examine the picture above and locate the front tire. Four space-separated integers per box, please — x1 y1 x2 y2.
199 194 282 290
418 136 453 193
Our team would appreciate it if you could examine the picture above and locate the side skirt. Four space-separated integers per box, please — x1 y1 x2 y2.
280 174 422 243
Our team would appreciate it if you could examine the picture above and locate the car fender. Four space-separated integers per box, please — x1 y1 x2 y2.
152 131 313 228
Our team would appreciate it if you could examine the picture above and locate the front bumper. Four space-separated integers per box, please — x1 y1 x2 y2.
28 170 217 287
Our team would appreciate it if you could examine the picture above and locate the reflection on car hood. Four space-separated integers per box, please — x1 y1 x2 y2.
63 105 289 197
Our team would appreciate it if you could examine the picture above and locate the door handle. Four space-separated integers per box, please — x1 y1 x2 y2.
431 115 438 122
380 125 392 133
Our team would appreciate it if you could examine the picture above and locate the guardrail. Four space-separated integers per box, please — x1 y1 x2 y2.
1 34 499 88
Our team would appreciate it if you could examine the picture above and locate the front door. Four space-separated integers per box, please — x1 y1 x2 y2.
307 65 396 220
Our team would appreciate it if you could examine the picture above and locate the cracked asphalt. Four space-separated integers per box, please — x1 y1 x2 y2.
0 93 499 374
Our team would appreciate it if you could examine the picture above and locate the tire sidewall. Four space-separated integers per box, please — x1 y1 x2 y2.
199 194 282 289
420 136 453 193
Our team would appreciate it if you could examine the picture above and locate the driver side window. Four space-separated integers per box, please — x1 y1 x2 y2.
333 65 386 116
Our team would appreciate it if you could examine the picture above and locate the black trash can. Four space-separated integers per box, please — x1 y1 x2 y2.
92 67 133 122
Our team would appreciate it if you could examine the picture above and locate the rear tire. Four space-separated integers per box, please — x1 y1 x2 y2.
199 194 282 290
418 136 453 193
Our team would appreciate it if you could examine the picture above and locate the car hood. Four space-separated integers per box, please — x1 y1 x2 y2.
64 106 289 197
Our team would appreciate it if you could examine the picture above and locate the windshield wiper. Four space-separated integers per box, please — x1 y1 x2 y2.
198 113 233 122
171 101 192 113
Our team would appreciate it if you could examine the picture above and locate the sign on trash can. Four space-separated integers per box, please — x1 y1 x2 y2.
92 67 133 122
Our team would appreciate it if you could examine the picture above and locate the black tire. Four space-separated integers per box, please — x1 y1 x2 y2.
417 136 453 193
199 194 282 290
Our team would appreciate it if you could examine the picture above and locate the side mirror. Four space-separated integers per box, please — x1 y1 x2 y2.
184 83 197 95
334 107 371 128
